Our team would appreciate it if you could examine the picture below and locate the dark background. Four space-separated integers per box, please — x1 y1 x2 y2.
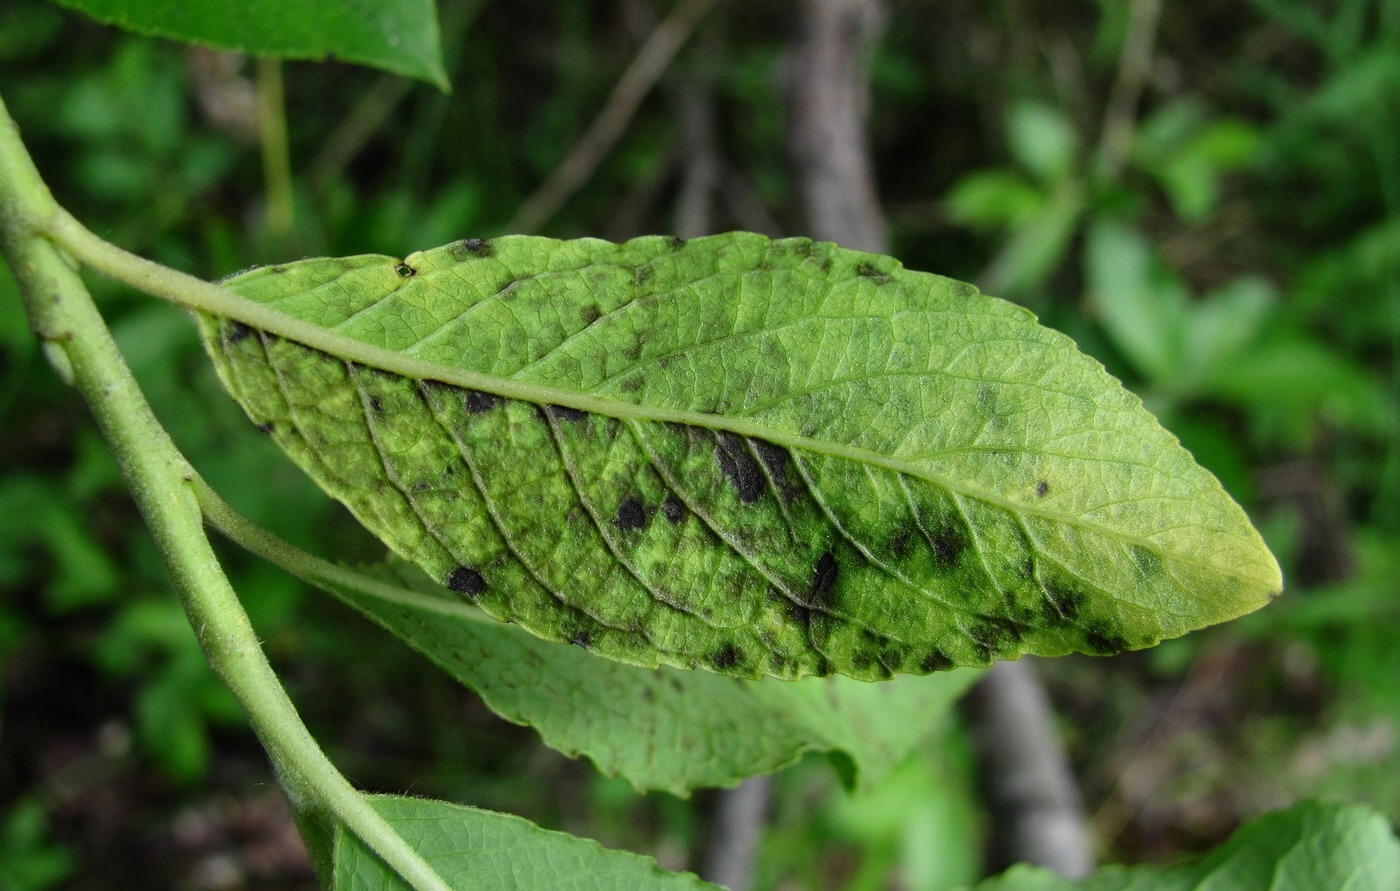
1 0 1397 888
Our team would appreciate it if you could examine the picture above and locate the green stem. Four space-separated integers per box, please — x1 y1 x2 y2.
191 473 493 624
257 56 296 251
0 93 449 891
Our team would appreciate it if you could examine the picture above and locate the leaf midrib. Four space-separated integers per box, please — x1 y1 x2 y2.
204 289 1263 588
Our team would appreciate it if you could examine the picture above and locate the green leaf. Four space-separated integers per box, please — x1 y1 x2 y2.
981 181 1086 297
944 170 1046 231
968 800 1400 890
334 795 716 890
1085 219 1187 384
45 0 447 89
196 233 1281 681
327 558 977 794
1006 101 1079 184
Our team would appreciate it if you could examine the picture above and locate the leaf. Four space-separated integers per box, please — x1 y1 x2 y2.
334 795 716 890
1085 219 1187 385
1006 101 1079 184
195 232 1282 681
968 800 1400 890
45 0 447 89
328 557 978 794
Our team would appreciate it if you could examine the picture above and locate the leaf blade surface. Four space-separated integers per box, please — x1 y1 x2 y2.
198 232 1282 680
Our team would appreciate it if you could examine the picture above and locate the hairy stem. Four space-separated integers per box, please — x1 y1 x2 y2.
0 92 448 891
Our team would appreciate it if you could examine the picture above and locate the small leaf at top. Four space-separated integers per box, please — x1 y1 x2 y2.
46 0 447 89
195 232 1282 681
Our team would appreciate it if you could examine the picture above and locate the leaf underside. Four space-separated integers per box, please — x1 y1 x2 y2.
337 559 977 794
196 232 1282 681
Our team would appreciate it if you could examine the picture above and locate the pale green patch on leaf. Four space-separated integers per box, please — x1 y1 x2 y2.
46 0 447 89
334 795 715 890
970 801 1400 890
195 232 1282 681
334 559 978 794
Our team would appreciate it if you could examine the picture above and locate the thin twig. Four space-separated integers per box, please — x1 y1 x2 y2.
256 57 295 251
306 76 416 194
1096 0 1162 181
506 0 718 233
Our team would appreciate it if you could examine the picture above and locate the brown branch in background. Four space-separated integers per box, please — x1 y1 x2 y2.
672 38 720 239
506 0 717 234
787 0 888 253
966 659 1095 879
1096 0 1162 180
700 777 772 891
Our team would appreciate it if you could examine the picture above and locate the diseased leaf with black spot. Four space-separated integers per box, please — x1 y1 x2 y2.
195 232 1282 680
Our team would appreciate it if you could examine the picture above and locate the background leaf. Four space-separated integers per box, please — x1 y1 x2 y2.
334 795 716 890
45 0 447 88
197 232 1281 682
968 800 1400 890
325 558 978 794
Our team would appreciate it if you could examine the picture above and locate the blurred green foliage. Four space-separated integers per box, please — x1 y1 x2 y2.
1 0 1397 887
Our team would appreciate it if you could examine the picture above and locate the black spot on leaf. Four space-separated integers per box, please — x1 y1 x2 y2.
930 522 967 567
752 439 790 484
668 235 686 249
857 263 892 284
619 374 644 392
889 526 915 559
661 495 686 524
710 643 742 670
810 551 839 605
716 432 764 503
466 390 499 413
1086 622 1130 655
254 421 275 434
445 566 486 599
920 650 954 673
613 496 647 532
570 629 592 649
547 404 587 422
634 266 653 286
225 321 253 344
1041 577 1084 624
368 396 384 413
580 305 602 325
459 237 492 257
1036 480 1049 497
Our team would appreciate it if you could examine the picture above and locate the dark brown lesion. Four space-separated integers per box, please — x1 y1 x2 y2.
445 565 487 599
1085 620 1130 655
465 390 499 414
612 496 648 532
453 237 493 258
224 320 253 344
715 431 764 503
